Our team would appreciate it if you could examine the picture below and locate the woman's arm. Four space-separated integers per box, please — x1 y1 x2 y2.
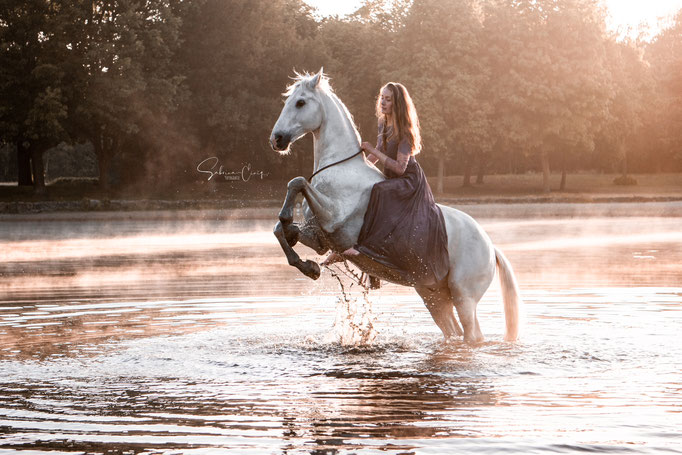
365 151 379 165
361 142 410 175
365 120 384 165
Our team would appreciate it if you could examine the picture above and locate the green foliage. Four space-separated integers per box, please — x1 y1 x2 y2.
484 1 611 160
45 142 98 182
1 0 681 195
176 0 320 178
0 0 69 145
393 0 491 154
26 86 68 143
646 10 682 171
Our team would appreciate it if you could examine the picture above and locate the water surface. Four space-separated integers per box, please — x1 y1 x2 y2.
1 203 681 454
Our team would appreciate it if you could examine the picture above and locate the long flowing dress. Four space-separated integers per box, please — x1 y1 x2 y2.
355 126 450 287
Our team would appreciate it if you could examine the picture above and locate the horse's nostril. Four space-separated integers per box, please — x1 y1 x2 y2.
273 133 290 150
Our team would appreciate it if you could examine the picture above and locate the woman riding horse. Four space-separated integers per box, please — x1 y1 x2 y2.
324 82 449 289
270 70 521 343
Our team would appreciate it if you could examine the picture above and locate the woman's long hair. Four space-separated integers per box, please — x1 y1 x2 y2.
375 82 422 155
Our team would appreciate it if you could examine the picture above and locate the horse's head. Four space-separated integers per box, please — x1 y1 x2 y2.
270 69 327 154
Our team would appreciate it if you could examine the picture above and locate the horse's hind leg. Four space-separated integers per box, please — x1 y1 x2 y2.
416 285 463 339
446 245 495 344
452 296 484 344
298 217 329 254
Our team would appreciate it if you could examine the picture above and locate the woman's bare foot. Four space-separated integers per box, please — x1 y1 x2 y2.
343 247 360 256
321 252 343 266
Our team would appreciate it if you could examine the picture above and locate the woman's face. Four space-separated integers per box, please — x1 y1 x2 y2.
380 87 393 117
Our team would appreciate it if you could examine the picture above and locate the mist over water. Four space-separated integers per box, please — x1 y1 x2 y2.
0 203 681 453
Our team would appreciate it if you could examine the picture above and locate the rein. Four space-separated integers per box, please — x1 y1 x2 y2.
308 148 363 182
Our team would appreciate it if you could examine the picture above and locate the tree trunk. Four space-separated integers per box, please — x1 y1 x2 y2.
30 145 46 193
559 168 566 191
621 143 629 178
16 139 33 186
476 153 485 185
98 151 110 191
541 150 551 193
94 127 110 191
462 157 472 187
436 151 445 195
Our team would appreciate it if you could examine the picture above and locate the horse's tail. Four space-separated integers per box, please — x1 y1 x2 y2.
495 247 522 341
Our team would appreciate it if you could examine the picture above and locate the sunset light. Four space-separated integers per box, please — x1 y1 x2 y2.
305 0 682 37
603 0 682 37
1 0 681 453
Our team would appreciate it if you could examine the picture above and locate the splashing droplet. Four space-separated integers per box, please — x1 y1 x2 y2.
332 293 377 346
325 262 377 346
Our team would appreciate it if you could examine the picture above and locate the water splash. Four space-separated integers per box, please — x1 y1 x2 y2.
325 262 377 346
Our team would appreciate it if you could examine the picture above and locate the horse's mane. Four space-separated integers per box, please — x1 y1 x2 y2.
283 70 332 96
283 71 361 144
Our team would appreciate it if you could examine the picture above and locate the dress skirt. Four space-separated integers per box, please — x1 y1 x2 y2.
355 156 450 287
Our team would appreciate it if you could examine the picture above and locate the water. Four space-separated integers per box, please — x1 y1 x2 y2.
1 203 681 454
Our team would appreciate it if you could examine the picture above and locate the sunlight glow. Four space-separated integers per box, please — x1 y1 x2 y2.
304 0 362 17
602 0 682 38
304 0 682 37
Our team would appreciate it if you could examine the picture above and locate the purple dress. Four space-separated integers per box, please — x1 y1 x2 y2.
355 126 450 287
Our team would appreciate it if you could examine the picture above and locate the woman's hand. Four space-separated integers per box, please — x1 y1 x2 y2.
362 141 380 158
361 141 374 154
362 141 381 165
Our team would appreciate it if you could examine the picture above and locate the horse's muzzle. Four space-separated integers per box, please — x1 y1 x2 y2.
270 132 291 152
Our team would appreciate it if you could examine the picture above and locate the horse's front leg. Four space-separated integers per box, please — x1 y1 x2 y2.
274 177 334 280
278 177 333 228
274 221 321 279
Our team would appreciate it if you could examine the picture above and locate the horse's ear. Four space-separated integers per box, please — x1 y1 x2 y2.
310 68 324 88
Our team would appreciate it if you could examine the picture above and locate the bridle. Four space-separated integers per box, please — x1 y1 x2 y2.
307 148 364 182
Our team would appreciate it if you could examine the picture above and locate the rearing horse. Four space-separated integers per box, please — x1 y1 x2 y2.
269 70 521 343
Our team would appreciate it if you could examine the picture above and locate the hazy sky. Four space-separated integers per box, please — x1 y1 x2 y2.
304 0 682 37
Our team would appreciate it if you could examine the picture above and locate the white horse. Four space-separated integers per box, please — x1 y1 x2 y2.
269 70 521 343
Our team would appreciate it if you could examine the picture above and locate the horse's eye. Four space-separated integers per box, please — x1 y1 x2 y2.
296 99 306 108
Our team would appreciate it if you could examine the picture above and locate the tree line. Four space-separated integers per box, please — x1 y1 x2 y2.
1 0 681 194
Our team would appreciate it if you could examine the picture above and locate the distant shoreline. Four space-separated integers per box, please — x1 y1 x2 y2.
2 198 682 220
1 172 681 215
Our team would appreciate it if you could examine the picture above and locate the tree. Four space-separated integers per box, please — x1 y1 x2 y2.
66 0 186 191
0 0 186 192
317 10 389 149
484 0 610 192
0 0 72 190
600 39 654 181
646 10 682 172
387 0 490 194
177 0 320 181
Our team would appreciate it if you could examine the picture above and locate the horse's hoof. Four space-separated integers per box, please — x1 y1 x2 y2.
302 260 321 280
463 335 485 345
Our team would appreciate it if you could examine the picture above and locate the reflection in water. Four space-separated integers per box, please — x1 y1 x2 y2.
0 206 681 453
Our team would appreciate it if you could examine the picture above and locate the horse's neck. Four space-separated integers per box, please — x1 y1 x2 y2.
312 93 361 172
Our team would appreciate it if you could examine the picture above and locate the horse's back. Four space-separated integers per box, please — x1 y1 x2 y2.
438 204 496 299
